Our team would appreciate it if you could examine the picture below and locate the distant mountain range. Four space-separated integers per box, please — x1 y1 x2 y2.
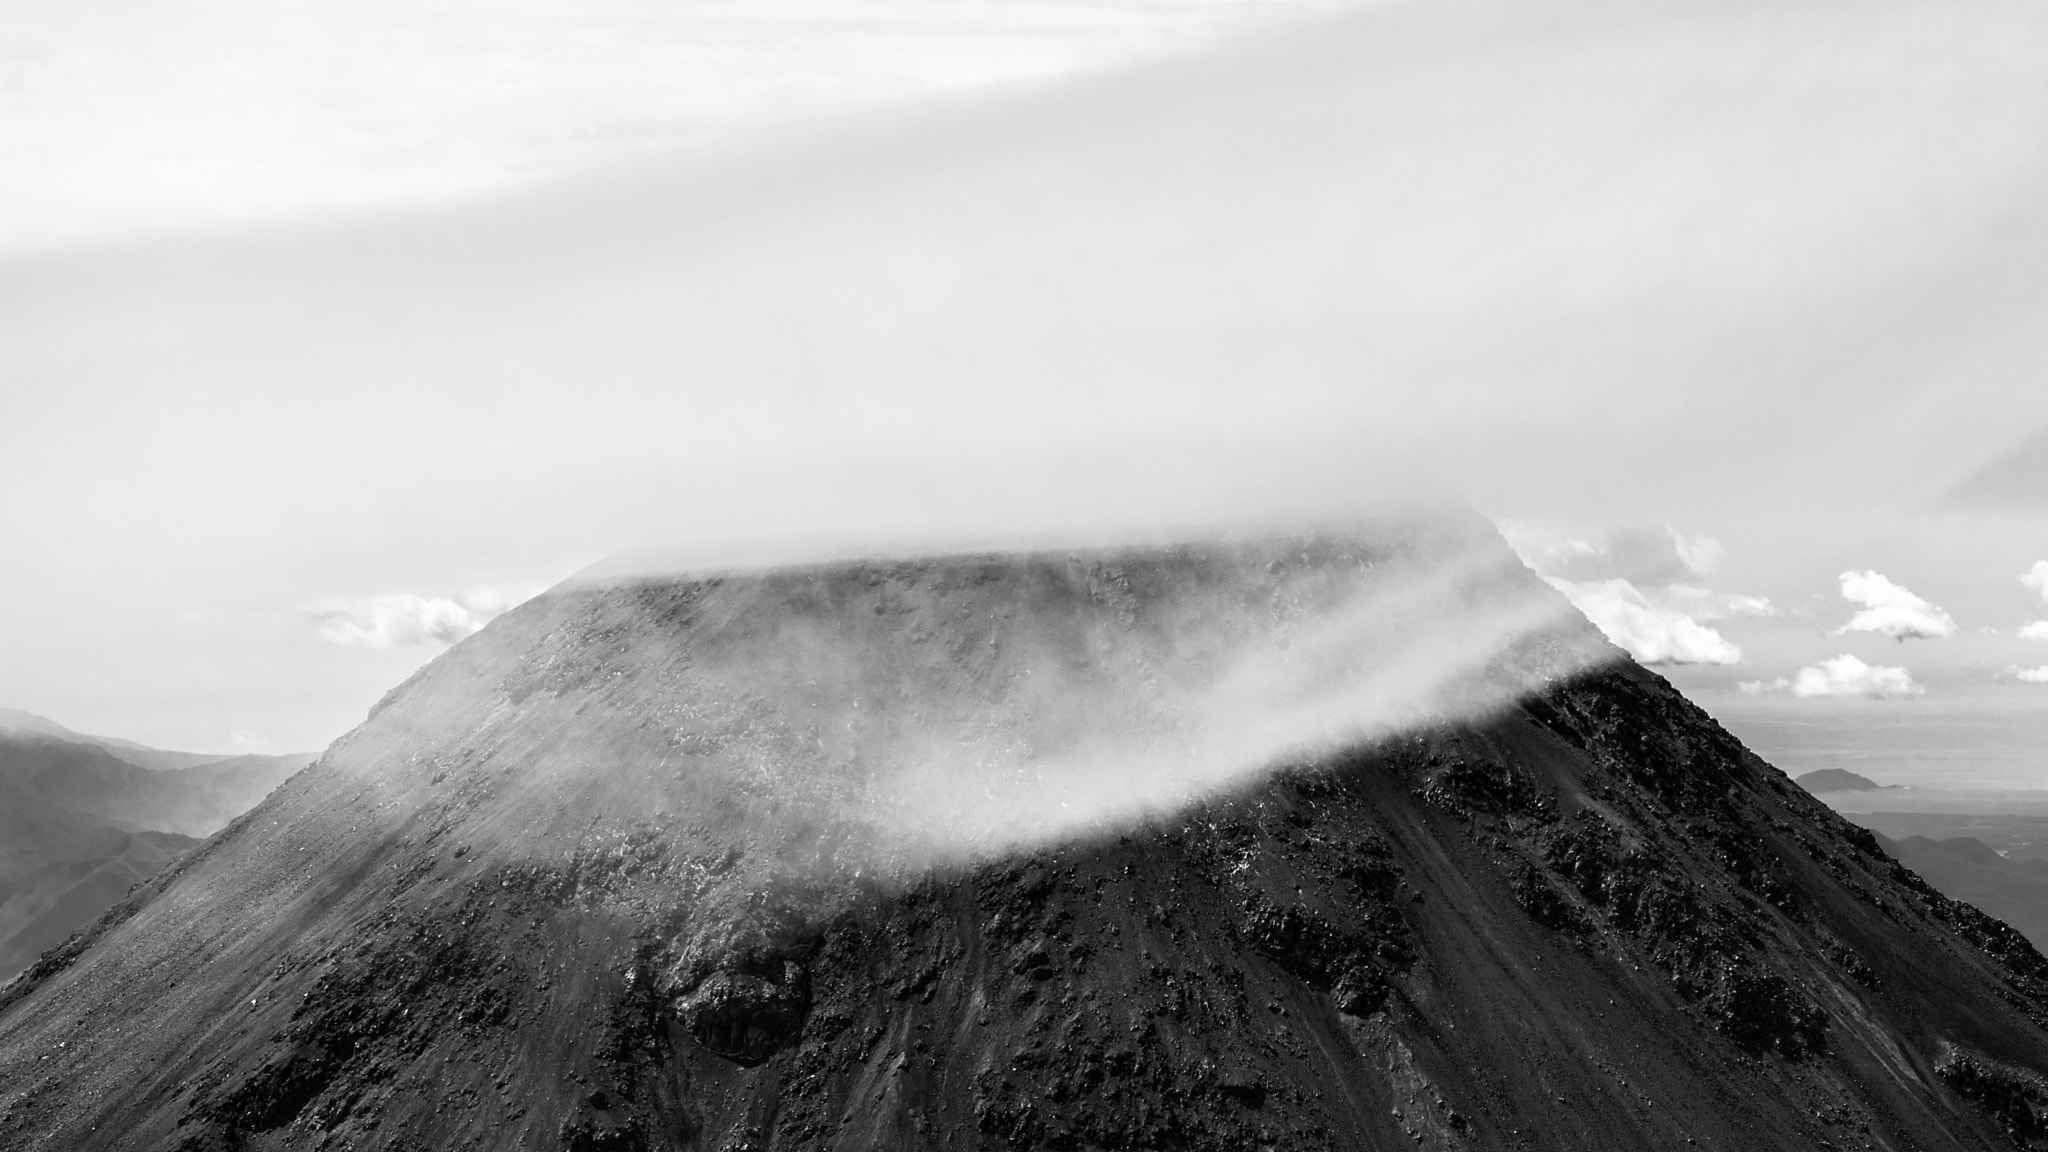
0 707 242 771
0 712 314 980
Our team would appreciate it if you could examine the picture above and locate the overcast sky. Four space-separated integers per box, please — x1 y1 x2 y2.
4 0 2048 753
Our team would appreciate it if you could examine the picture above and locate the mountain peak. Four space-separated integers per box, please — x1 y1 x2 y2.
4 526 2047 1150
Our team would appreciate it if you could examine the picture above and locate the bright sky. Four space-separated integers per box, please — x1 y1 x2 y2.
5 0 2048 757
0 0 1330 252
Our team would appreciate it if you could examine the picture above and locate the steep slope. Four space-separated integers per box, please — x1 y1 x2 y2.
5 528 2048 1151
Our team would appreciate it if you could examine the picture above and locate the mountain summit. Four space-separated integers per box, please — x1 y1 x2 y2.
4 523 2048 1150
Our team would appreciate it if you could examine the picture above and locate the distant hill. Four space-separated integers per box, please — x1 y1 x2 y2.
0 733 312 838
1795 768 1885 793
1881 832 2048 955
0 781 199 980
0 709 232 771
0 723 314 982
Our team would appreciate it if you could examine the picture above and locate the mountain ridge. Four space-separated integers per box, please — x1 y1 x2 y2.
0 726 315 981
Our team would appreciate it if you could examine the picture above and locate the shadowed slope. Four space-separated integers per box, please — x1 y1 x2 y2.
4 527 2048 1151
0 782 199 980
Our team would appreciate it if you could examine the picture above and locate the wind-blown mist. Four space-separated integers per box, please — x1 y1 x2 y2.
7 0 2048 573
349 518 1609 868
5 0 2048 749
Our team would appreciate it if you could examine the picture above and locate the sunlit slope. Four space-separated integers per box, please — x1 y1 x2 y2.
3 525 2048 1150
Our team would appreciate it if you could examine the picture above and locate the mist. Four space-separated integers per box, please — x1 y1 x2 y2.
6 0 2048 751
352 518 1615 873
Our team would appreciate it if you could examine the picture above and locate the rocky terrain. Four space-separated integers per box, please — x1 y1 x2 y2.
4 527 2048 1150
0 725 313 981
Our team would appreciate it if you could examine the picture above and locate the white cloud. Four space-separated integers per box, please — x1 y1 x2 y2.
1656 583 1778 623
1543 577 1743 665
2023 561 2048 602
1741 654 1923 699
1504 521 1771 666
227 729 271 752
2021 621 2048 642
2017 666 2048 684
308 584 544 649
1835 570 1957 641
1502 521 1723 586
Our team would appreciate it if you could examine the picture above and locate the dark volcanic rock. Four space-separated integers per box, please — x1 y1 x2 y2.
4 529 2048 1151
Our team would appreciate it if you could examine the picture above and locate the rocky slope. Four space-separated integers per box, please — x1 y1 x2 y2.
4 527 2048 1151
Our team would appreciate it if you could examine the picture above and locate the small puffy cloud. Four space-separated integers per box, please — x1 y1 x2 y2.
2016 667 2048 684
227 729 271 752
1544 577 1742 665
2021 621 2048 642
1656 583 1777 623
2023 561 2048 602
1741 654 1924 699
1835 570 1956 641
308 583 544 649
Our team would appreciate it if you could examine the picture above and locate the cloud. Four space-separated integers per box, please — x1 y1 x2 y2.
1502 522 1724 587
2021 621 2048 642
227 729 271 752
1835 570 1956 641
2016 666 2048 684
308 584 544 649
2023 561 2048 602
1655 583 1778 624
1740 654 1924 699
1542 577 1742 665
1503 521 1771 665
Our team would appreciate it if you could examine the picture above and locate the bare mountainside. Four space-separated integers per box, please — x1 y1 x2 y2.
5 523 2048 1151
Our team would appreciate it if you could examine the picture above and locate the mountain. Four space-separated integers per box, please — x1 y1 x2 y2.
1880 833 2048 956
1795 768 1885 793
0 780 199 980
0 729 315 982
0 732 314 838
0 708 243 772
5 528 2048 1151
